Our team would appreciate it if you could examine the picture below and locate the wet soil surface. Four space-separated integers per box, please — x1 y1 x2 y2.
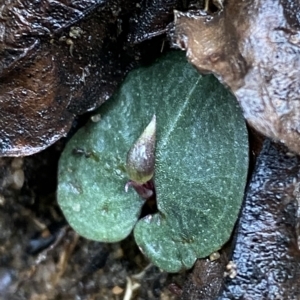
0 142 186 300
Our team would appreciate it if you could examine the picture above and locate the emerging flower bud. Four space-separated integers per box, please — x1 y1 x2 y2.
126 115 156 184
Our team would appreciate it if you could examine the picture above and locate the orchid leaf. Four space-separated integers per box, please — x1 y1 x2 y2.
57 51 248 271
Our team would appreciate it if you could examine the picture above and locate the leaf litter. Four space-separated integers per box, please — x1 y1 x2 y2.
1 0 300 298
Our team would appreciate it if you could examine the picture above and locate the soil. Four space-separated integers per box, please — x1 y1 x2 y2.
0 141 186 300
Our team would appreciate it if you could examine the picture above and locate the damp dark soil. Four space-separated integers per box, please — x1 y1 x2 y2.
0 142 186 300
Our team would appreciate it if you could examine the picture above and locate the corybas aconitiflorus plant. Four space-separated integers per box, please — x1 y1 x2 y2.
58 51 248 272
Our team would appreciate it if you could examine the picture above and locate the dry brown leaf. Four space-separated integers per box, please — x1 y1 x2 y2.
218 140 300 299
0 1 164 156
172 0 300 154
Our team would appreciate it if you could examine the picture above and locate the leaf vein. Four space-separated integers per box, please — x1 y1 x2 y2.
160 76 202 148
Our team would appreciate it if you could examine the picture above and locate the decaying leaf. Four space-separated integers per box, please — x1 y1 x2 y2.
171 0 300 154
0 49 74 156
217 140 300 299
0 0 101 77
0 1 164 157
128 0 182 43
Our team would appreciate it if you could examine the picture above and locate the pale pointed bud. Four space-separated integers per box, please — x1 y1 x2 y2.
126 115 156 184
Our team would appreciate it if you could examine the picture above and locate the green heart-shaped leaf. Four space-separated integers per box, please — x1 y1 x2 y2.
57 51 248 271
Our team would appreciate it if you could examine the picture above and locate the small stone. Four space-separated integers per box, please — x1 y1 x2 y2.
224 260 237 278
229 269 237 279
69 26 83 39
91 114 101 122
112 248 124 259
226 261 237 271
112 285 124 295
209 251 220 261
11 158 23 170
0 195 5 206
12 169 25 190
